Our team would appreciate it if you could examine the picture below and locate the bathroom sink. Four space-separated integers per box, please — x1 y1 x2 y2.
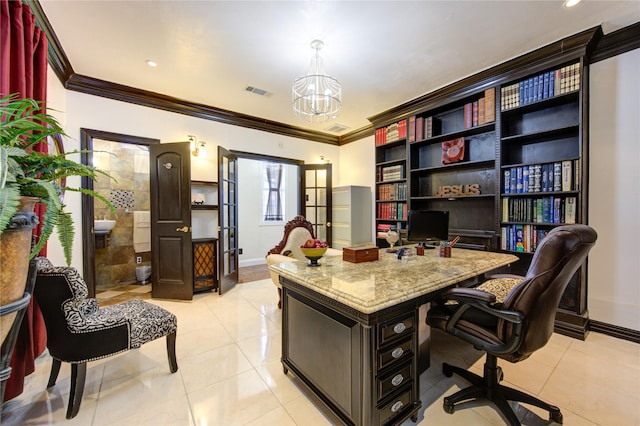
94 219 116 233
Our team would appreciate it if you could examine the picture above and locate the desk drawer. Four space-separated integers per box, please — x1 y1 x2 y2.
378 386 412 425
379 314 414 347
377 361 413 401
378 336 412 371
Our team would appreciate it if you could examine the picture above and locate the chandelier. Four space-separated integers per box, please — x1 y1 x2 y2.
292 39 342 123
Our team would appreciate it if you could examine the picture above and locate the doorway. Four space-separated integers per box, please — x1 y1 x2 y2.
81 129 159 297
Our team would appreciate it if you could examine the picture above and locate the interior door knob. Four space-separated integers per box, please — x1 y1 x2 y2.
326 222 331 227
176 226 190 233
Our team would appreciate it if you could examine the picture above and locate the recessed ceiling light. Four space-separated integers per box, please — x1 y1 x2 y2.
563 0 582 7
146 60 157 67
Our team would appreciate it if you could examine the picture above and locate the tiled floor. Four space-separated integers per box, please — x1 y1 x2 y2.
2 277 639 425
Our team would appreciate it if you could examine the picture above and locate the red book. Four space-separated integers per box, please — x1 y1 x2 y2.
464 103 473 129
416 117 424 141
484 88 495 123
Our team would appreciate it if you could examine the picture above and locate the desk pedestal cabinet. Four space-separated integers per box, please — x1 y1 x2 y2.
282 279 421 426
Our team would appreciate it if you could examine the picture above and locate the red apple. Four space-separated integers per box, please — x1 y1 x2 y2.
302 239 316 248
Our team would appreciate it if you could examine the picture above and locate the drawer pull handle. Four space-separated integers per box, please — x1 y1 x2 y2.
393 323 406 334
391 347 404 359
391 374 404 386
391 401 404 413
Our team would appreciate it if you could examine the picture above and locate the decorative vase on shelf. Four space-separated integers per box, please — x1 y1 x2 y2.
0 197 39 344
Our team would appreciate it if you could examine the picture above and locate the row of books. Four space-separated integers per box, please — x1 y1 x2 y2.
376 223 400 239
375 119 408 146
378 164 405 182
501 224 550 253
463 87 496 129
503 160 577 194
409 116 442 141
502 196 577 224
377 202 407 221
377 182 408 201
501 63 580 111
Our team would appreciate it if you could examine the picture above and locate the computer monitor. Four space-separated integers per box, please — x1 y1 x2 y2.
406 210 449 247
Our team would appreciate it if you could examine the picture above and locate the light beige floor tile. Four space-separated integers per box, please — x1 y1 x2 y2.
93 365 187 426
179 343 254 394
244 405 297 426
188 369 281 425
95 392 193 426
282 394 336 426
255 360 308 405
236 332 282 367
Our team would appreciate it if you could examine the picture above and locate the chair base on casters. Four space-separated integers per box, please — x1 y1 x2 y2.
441 354 563 426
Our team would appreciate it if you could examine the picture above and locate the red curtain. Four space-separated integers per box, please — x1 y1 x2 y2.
1 0 49 402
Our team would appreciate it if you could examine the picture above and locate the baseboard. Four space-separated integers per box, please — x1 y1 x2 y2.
589 320 640 344
239 258 267 268
554 310 589 340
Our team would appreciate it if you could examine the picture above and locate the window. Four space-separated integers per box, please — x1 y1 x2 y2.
262 161 285 223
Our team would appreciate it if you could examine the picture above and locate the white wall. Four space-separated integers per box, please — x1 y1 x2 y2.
588 48 640 330
238 159 299 267
46 70 340 273
337 136 376 243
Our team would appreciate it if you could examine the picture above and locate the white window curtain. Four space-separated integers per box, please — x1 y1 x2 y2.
263 162 284 222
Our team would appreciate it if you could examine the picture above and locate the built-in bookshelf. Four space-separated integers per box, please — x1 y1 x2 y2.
370 28 598 339
374 120 408 246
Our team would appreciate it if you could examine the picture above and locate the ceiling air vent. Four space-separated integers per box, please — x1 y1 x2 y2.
245 86 269 96
325 124 350 133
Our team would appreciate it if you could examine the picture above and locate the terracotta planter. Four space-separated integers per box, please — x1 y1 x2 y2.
0 197 39 344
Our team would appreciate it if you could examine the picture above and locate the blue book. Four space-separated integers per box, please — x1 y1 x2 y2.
504 169 511 194
510 167 517 193
543 72 550 99
522 167 530 193
549 71 555 97
516 167 523 193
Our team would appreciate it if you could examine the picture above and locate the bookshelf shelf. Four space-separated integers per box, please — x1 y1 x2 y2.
411 159 495 173
413 122 495 145
501 124 579 144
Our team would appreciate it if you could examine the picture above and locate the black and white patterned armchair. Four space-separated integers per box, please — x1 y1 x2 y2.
33 258 178 419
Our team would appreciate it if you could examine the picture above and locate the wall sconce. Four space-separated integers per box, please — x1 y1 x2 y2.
188 135 208 157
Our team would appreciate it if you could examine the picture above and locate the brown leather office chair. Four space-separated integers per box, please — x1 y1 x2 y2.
427 224 597 425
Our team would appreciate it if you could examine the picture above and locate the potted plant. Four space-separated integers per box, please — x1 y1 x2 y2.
1 93 113 263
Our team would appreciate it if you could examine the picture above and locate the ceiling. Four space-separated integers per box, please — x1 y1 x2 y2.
38 0 640 139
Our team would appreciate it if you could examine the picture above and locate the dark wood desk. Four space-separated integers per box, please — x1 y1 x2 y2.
270 247 517 426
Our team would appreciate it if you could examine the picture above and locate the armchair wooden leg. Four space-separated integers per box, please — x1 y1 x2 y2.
47 358 62 388
277 287 282 309
166 332 178 373
67 362 86 419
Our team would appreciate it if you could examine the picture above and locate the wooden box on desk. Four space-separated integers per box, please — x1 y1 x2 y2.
343 246 379 263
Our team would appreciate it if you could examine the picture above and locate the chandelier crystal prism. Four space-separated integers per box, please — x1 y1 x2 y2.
292 39 342 123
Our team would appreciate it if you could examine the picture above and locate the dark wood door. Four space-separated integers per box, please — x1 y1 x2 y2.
150 142 193 300
300 164 332 245
218 146 238 294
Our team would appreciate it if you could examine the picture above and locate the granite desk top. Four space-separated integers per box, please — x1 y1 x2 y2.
269 247 519 314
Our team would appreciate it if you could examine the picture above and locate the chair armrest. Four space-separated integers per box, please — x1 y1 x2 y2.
439 287 525 355
266 254 299 266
